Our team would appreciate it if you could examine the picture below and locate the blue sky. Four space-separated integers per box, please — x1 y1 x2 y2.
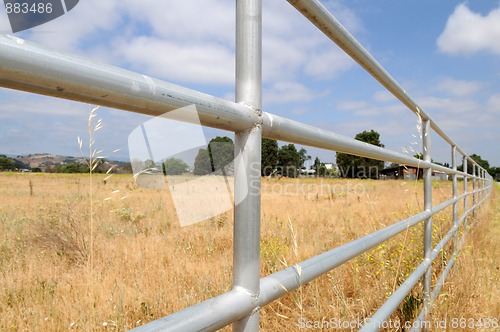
0 0 499 168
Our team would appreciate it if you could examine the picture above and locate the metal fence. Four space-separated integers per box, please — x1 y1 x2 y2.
0 0 493 331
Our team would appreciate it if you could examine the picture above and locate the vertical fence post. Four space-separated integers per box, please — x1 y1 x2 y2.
483 170 486 199
484 171 486 196
477 167 481 212
477 168 481 203
463 157 468 227
483 169 486 198
477 168 481 205
422 119 432 323
451 146 458 253
472 163 476 219
483 170 486 198
233 0 262 331
481 169 484 201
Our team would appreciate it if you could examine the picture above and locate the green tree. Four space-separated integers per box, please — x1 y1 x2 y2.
386 162 400 169
163 157 189 175
336 130 385 179
458 154 491 175
0 157 15 171
311 156 327 177
261 138 279 176
491 167 500 180
413 153 448 167
193 148 212 175
193 136 234 175
298 148 311 168
122 162 133 173
471 154 490 171
91 158 109 174
56 162 88 173
209 136 234 171
277 144 303 177
13 158 29 170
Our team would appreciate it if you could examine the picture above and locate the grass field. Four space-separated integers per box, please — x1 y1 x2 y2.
0 173 497 331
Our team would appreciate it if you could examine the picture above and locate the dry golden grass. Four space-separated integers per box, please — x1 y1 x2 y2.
430 182 500 329
0 173 497 331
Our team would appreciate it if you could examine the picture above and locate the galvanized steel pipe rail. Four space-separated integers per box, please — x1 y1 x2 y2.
0 0 494 331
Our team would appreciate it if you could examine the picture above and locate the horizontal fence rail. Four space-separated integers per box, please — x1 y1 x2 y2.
0 0 493 331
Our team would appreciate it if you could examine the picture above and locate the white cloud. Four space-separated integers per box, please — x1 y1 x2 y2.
318 116 416 139
291 107 312 115
262 0 363 82
116 37 235 85
263 0 360 82
0 12 11 33
372 90 396 103
420 96 480 114
264 81 314 104
304 49 355 80
353 104 406 117
123 0 234 44
437 3 500 55
5 0 364 87
337 101 368 111
0 0 372 159
337 96 405 116
435 78 482 97
487 94 500 113
0 93 89 118
422 95 498 133
27 0 124 52
263 35 309 82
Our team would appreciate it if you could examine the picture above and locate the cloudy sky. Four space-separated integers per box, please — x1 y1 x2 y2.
0 0 499 168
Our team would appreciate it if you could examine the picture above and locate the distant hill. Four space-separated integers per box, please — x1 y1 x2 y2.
14 154 87 170
0 153 132 173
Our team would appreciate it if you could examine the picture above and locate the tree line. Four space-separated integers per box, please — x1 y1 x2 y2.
160 136 317 177
3 131 499 180
0 156 31 171
0 155 132 174
189 132 382 178
189 136 314 177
